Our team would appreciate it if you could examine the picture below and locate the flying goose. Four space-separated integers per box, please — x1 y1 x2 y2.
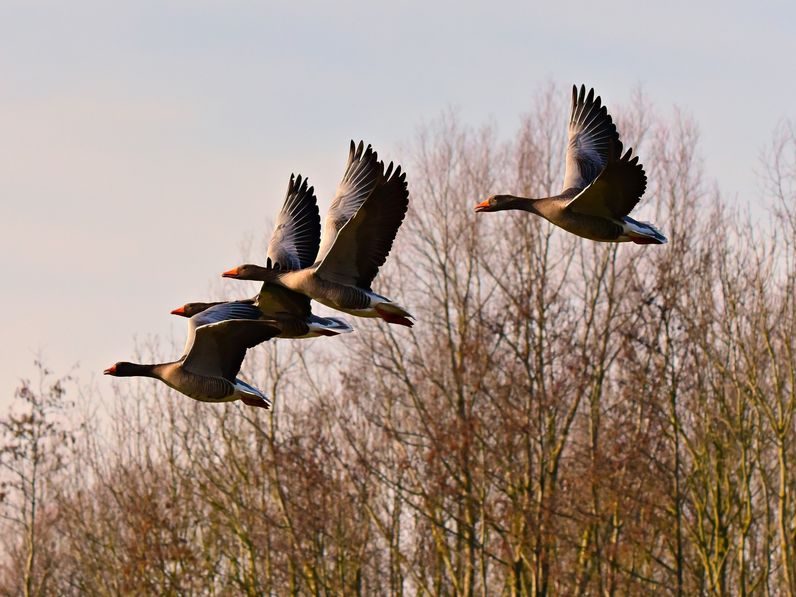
475 85 667 244
104 303 280 409
172 175 354 338
222 141 413 326
170 293 352 338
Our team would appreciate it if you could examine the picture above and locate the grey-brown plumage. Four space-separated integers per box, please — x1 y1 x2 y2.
475 84 667 245
172 288 353 338
251 169 355 334
223 141 414 327
105 303 280 409
175 171 353 338
316 141 383 264
266 174 321 271
315 161 409 290
563 84 622 192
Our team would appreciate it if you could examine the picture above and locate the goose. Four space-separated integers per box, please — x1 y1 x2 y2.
172 175 354 338
170 293 352 338
222 141 413 327
475 85 667 244
104 303 280 409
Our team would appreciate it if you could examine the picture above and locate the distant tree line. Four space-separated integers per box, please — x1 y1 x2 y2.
2 86 796 595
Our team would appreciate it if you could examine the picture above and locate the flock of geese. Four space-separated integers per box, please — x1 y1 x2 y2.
105 84 667 409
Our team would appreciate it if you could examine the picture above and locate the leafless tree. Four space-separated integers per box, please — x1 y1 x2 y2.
5 88 796 596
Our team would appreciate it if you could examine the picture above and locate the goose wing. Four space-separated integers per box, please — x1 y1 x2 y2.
315 162 409 289
180 302 263 359
182 303 280 381
565 146 647 219
266 174 321 270
315 141 383 264
562 85 622 192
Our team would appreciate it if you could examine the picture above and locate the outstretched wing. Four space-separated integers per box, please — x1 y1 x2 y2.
566 146 647 219
315 141 383 264
181 302 263 358
266 174 321 270
315 162 409 289
184 317 280 381
255 283 312 318
562 85 622 192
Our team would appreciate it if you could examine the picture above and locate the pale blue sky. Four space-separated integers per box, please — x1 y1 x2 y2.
1 0 794 403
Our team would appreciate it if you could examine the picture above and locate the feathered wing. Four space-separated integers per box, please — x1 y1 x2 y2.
315 141 383 264
266 174 321 270
315 162 409 289
255 283 312 318
566 146 647 219
183 317 281 381
180 302 263 358
561 84 622 192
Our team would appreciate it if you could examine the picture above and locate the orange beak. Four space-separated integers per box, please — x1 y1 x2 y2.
170 305 186 316
222 267 240 278
103 364 117 375
474 198 491 212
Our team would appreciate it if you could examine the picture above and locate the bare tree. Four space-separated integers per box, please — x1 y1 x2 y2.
7 89 796 596
0 361 74 597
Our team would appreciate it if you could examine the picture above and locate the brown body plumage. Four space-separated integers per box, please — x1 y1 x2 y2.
223 141 414 327
475 85 667 245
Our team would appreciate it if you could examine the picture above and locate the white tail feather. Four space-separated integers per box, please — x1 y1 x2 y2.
234 380 271 409
623 218 668 244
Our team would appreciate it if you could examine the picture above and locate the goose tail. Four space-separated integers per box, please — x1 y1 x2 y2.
309 317 355 337
235 380 272 410
623 217 668 245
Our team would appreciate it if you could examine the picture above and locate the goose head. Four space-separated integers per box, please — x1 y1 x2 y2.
475 195 538 214
170 302 213 317
222 259 283 282
104 362 155 377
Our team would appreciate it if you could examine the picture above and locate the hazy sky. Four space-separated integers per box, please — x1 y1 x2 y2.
2 0 794 404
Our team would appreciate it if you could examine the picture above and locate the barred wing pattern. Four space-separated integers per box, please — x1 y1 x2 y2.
315 141 383 265
561 85 622 192
182 303 279 381
266 174 321 271
315 162 409 289
566 144 647 219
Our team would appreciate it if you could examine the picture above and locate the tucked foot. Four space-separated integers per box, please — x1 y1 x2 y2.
630 236 664 245
374 304 414 327
240 395 272 410
629 234 666 245
317 329 342 336
623 217 667 245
